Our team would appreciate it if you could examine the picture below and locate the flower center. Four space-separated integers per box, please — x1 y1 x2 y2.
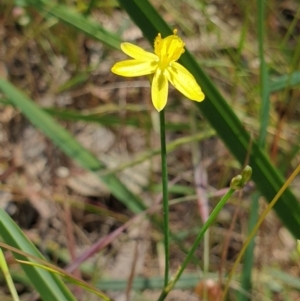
154 29 185 70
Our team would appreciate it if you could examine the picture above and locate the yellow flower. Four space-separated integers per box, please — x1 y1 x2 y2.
111 29 205 112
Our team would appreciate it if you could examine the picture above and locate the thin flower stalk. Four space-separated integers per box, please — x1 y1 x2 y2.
111 29 206 297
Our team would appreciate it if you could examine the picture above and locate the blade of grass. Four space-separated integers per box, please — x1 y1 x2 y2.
56 73 90 93
0 100 190 131
0 78 146 214
0 240 113 301
96 273 216 291
0 248 20 301
0 81 200 264
239 192 258 301
96 268 300 291
43 107 190 131
0 210 77 301
157 187 236 301
222 164 300 300
239 1 269 299
44 107 145 127
98 129 215 177
257 1 269 149
279 5 300 50
269 70 300 92
16 260 113 301
117 0 300 238
25 0 121 49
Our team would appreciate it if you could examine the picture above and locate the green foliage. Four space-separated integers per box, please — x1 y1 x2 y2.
0 210 77 301
117 0 300 238
0 0 299 300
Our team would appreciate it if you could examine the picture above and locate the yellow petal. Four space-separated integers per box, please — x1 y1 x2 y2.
111 60 157 77
121 43 158 60
151 69 168 111
166 62 205 101
154 32 185 66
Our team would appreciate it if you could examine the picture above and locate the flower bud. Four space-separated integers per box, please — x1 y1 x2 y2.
230 175 244 190
241 165 252 184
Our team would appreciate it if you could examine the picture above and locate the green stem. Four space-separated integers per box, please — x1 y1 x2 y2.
0 248 20 301
157 188 235 301
238 192 259 301
238 1 268 300
222 164 300 300
159 109 170 287
257 0 269 147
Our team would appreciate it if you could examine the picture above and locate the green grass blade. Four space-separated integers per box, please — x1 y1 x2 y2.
0 248 20 301
97 273 214 291
97 268 300 291
0 98 190 130
0 78 146 213
117 0 300 237
44 107 144 127
269 70 300 92
239 192 259 301
0 209 77 301
239 1 269 299
43 108 189 131
257 0 269 149
26 0 121 49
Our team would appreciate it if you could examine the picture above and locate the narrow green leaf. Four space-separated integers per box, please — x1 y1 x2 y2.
44 107 143 127
0 248 20 301
269 70 300 92
97 273 211 290
0 78 146 213
0 99 190 130
97 269 300 291
56 73 90 93
257 0 269 148
25 0 121 49
0 209 77 301
117 0 300 238
240 1 269 299
239 193 259 301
